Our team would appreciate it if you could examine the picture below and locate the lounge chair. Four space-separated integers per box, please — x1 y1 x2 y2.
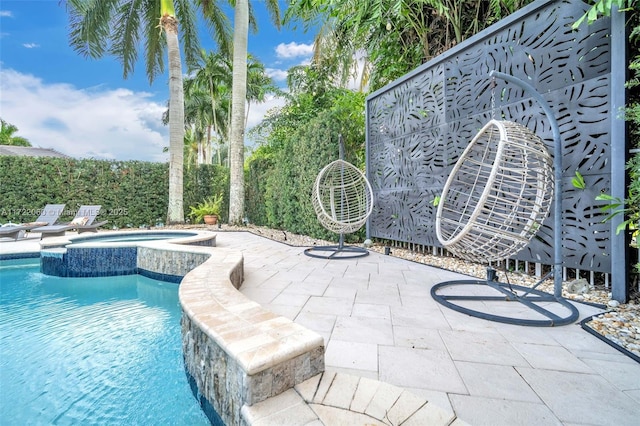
0 224 28 241
19 204 67 231
33 205 108 239
0 204 66 240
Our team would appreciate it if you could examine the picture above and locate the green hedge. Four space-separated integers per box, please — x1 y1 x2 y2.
0 157 228 228
245 104 366 242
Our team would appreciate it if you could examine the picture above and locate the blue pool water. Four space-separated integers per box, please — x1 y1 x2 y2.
0 258 210 425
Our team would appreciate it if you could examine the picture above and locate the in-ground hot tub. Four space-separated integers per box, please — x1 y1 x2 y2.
40 230 217 280
67 230 201 244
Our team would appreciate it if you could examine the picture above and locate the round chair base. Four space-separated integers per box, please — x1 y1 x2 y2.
431 279 579 327
304 245 369 260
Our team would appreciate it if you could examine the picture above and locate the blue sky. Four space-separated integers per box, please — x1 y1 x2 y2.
0 0 316 161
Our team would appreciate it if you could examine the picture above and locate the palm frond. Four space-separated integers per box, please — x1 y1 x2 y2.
195 0 232 55
175 0 202 70
143 0 166 83
67 0 118 59
109 0 143 79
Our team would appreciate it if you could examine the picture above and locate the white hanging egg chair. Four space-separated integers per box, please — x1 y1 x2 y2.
431 72 579 327
436 119 554 263
312 159 374 235
305 136 374 260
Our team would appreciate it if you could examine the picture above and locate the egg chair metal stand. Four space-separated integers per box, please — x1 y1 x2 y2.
305 136 374 260
430 71 579 327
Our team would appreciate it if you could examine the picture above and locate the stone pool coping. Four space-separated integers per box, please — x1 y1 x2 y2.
174 240 325 425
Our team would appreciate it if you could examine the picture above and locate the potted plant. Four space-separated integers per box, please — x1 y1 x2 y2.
189 194 223 225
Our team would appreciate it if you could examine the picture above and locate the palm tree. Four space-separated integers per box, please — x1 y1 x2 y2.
183 127 201 169
0 119 31 146
228 0 250 224
189 50 233 165
181 79 211 164
66 0 231 224
227 0 281 224
183 50 278 167
245 55 281 126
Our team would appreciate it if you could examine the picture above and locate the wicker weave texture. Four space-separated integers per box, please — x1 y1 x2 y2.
436 120 554 263
312 160 374 234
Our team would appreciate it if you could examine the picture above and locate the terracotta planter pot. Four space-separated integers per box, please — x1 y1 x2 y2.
204 215 218 225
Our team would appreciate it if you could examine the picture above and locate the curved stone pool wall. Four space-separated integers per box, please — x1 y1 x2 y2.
178 245 325 426
36 230 325 426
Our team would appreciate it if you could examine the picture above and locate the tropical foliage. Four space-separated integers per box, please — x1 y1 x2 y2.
184 50 233 166
188 193 223 223
245 69 366 240
284 0 533 91
0 118 30 146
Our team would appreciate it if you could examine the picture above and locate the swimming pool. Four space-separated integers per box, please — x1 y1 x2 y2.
0 258 210 425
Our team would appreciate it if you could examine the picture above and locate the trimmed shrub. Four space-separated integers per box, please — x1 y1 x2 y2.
0 157 228 228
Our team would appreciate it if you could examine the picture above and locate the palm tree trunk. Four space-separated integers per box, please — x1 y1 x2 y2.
245 102 251 128
228 0 248 224
206 125 212 165
162 12 185 224
208 75 219 166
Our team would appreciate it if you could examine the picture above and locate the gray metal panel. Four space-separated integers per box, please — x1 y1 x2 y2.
610 6 630 301
366 0 626 278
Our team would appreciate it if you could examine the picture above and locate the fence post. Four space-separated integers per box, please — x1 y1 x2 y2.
610 5 629 303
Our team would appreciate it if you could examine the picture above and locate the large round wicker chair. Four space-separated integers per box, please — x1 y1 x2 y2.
436 119 554 262
431 110 577 327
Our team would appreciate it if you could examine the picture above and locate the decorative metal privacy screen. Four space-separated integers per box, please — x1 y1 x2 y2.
365 0 627 276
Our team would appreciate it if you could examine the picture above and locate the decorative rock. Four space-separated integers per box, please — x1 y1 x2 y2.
565 278 590 294
608 300 621 307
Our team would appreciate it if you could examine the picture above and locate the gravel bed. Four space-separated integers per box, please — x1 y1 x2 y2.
175 224 640 362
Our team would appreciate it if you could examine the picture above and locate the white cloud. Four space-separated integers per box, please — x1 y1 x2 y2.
275 42 313 59
0 68 288 161
0 68 169 162
22 43 39 48
246 94 286 131
266 67 288 82
0 10 13 18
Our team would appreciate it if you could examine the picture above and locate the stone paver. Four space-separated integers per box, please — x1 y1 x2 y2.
516 367 640 426
449 394 562 426
454 361 541 402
